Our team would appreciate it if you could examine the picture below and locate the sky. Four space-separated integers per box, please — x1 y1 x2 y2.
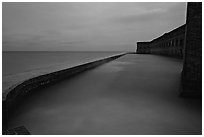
2 2 187 52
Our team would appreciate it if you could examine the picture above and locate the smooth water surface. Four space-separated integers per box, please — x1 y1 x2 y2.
8 54 202 135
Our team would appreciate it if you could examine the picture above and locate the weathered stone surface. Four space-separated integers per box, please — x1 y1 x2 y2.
136 25 186 58
136 42 150 54
181 2 202 96
3 126 30 135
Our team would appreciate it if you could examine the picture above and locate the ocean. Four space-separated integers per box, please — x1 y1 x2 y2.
2 51 124 92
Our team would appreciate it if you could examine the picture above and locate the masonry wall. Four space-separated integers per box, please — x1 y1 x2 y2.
136 42 150 54
181 2 202 96
136 25 186 58
150 25 186 58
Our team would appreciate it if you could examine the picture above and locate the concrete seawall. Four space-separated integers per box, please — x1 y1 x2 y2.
2 53 126 132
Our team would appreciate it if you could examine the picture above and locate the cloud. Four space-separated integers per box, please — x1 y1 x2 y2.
109 3 186 25
2 2 187 51
111 9 166 24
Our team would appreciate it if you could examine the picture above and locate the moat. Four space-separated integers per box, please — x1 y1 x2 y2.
8 54 202 135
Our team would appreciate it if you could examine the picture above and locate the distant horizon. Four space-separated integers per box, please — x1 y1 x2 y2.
3 50 130 52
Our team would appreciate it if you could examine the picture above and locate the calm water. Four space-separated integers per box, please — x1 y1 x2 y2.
2 51 123 92
7 54 201 134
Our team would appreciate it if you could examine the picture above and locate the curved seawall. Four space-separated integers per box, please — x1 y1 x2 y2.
3 53 126 131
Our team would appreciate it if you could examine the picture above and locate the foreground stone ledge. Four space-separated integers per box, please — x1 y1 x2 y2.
3 126 30 135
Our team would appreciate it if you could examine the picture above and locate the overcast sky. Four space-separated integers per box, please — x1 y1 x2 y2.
3 2 187 51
